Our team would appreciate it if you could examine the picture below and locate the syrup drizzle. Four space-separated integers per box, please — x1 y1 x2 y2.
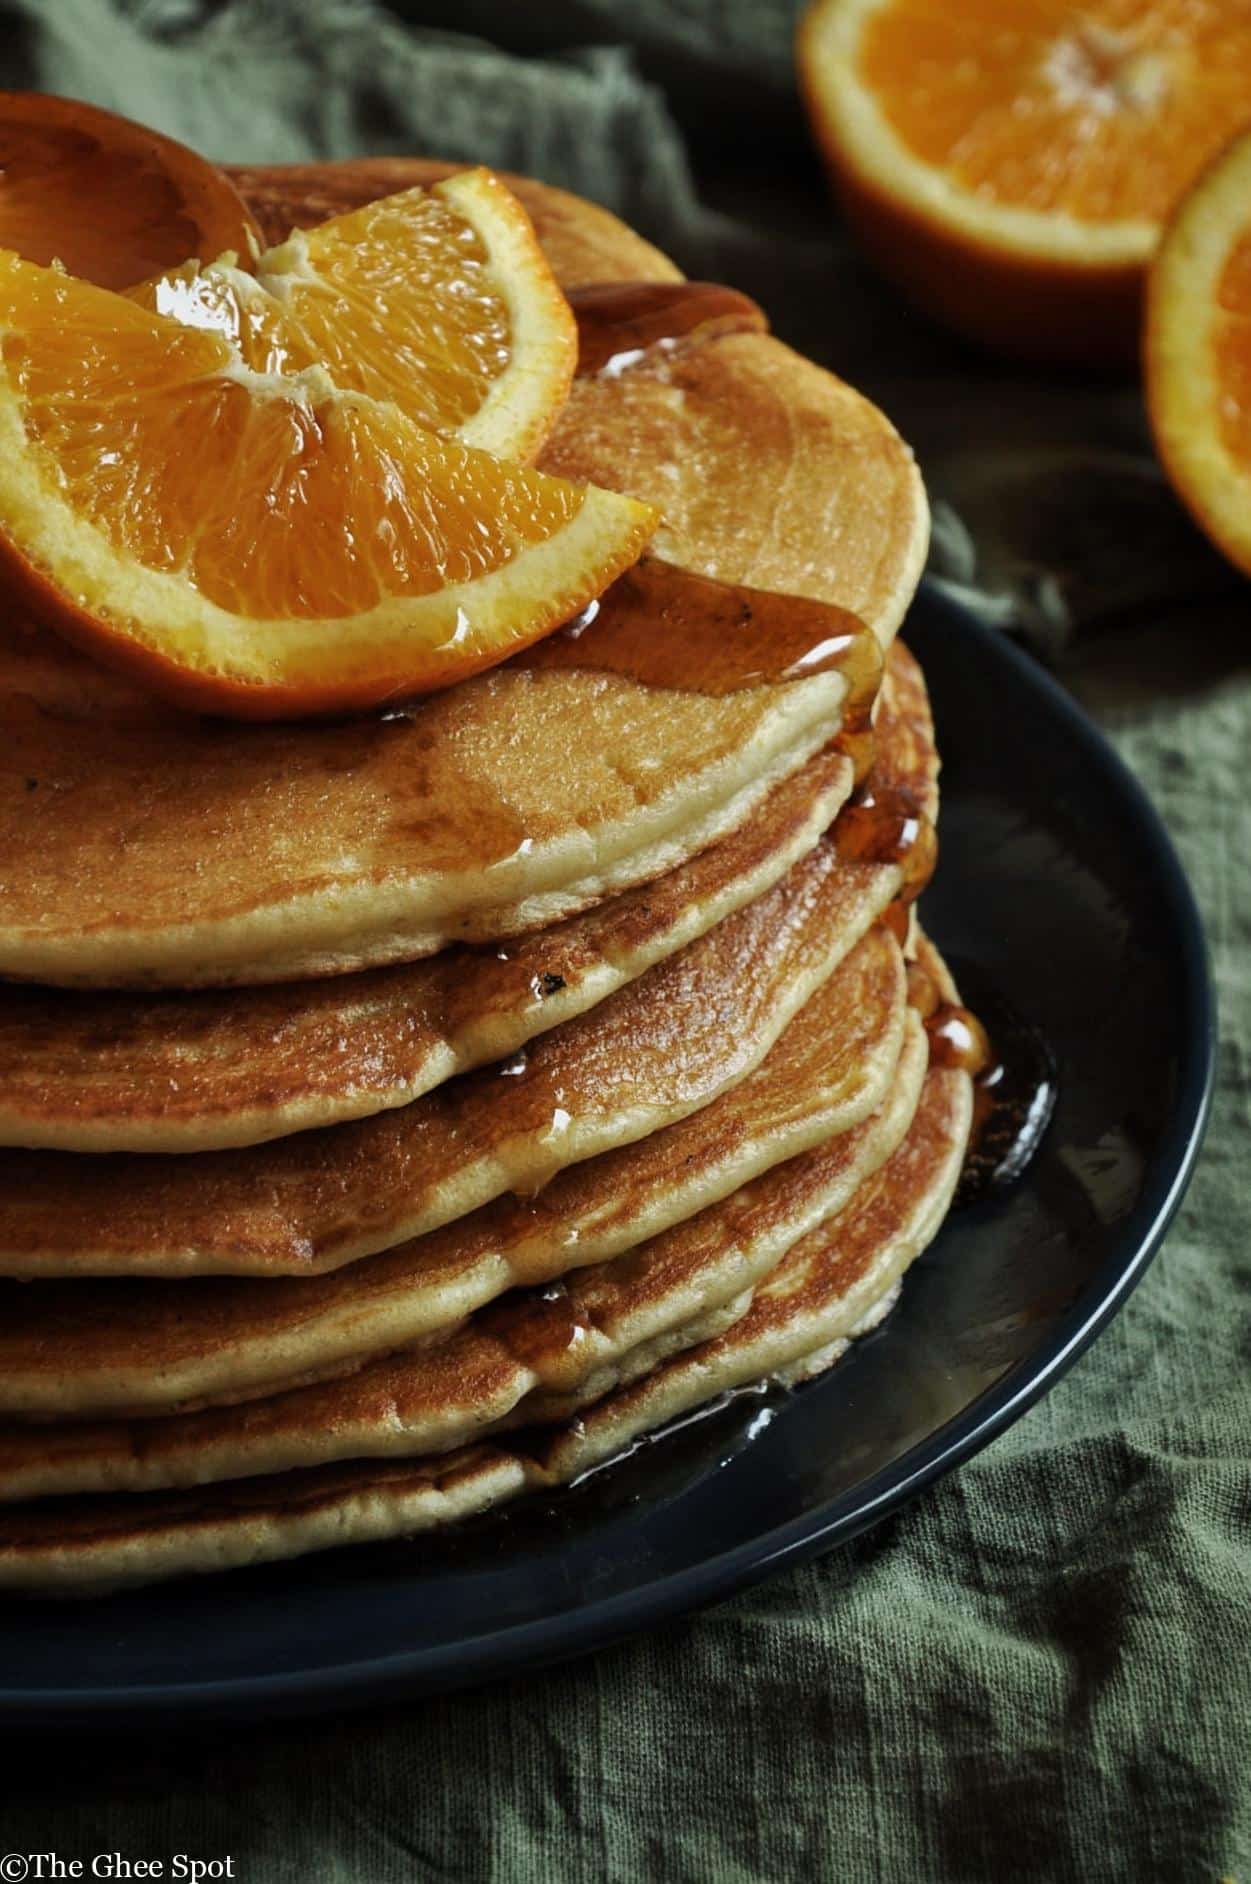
928 1004 994 1076
834 781 937 900
484 1279 592 1393
521 556 882 710
569 280 767 379
906 957 993 1077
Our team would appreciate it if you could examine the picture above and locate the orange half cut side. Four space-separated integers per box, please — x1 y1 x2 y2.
1148 126 1251 579
799 0 1251 363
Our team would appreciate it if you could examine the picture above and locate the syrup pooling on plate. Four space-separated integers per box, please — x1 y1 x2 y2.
568 281 767 379
906 957 1056 1205
943 961 1059 1208
523 556 882 710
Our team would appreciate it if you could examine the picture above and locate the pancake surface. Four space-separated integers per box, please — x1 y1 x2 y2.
0 629 849 989
0 1006 968 1593
0 822 901 1277
236 159 928 654
0 1019 928 1500
0 630 933 1155
0 928 907 1417
0 746 852 1152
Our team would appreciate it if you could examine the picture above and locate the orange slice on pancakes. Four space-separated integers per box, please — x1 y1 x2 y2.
0 250 655 718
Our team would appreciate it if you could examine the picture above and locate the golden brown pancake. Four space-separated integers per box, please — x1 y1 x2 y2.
536 1062 971 1451
0 167 958 1597
0 826 904 1279
0 747 851 1154
0 1013 967 1593
541 331 928 648
0 630 848 990
0 929 906 1419
0 1021 927 1501
0 632 934 1155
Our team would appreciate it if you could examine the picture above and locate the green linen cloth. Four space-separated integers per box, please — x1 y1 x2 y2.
0 3 1246 1876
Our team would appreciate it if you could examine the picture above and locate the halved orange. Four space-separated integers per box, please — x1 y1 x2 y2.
799 0 1251 364
0 250 656 719
1147 126 1251 577
131 169 577 463
0 90 256 290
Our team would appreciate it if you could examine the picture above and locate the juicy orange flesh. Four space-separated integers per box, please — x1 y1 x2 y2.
1213 230 1251 463
133 189 514 438
858 0 1251 223
0 256 583 620
0 119 203 290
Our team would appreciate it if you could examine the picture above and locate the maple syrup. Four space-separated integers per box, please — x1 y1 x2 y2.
833 780 937 904
906 954 1057 1205
487 1278 592 1392
569 281 767 379
879 900 911 947
521 556 882 713
905 957 992 1077
952 966 1058 1207
926 1004 993 1078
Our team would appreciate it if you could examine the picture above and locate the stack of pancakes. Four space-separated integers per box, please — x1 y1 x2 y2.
0 164 977 1593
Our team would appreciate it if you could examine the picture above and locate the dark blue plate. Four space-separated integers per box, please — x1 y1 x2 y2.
0 585 1215 1727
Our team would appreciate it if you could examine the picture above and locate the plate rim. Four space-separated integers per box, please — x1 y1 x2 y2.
0 586 1217 1726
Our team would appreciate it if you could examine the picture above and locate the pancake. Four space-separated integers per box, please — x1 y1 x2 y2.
0 1020 928 1502
0 619 849 990
0 622 934 1157
540 330 928 649
0 166 964 1597
0 821 906 1279
0 1019 967 1593
0 160 926 992
0 745 852 1154
0 928 906 1419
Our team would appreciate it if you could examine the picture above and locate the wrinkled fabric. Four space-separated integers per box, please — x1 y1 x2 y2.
0 3 1246 1877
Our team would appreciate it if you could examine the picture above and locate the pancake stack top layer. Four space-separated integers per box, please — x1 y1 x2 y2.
0 162 987 1593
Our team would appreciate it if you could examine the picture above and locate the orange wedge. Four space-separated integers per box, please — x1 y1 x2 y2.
1147 126 1251 577
0 90 256 290
799 0 1251 364
131 169 577 463
0 251 656 719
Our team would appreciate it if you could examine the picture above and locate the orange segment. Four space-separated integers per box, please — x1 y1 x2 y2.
131 169 577 463
0 90 256 289
798 0 1251 363
1147 126 1251 577
0 251 656 718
